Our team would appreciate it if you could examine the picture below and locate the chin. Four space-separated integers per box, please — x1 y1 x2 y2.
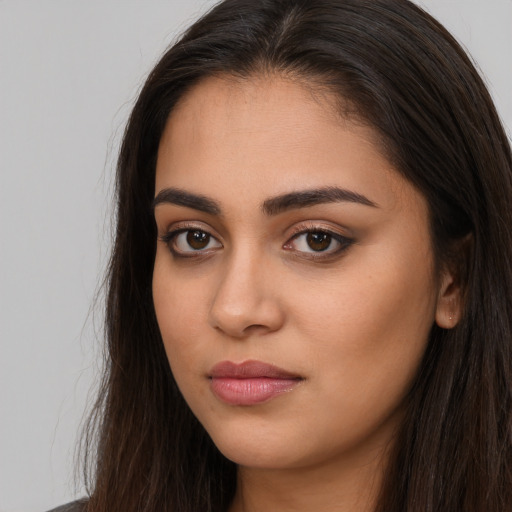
217 441 301 469
204 419 304 469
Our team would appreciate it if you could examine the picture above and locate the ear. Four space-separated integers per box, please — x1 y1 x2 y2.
434 267 462 329
434 236 471 329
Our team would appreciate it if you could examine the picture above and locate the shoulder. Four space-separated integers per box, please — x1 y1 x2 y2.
46 499 88 512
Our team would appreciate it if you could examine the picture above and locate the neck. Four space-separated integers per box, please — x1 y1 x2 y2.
228 442 390 512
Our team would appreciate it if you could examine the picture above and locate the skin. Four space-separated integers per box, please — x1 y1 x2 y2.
152 75 461 512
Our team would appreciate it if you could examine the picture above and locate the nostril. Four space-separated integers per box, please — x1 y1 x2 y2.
243 324 270 334
207 263 285 337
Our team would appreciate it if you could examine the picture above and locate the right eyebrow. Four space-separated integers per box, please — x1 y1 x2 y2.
152 187 222 216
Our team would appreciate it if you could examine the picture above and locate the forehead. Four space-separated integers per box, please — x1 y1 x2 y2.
155 74 423 216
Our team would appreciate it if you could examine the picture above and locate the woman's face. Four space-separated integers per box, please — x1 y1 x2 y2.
152 75 456 471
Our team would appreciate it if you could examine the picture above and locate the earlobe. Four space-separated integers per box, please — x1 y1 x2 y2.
435 235 472 329
435 269 462 329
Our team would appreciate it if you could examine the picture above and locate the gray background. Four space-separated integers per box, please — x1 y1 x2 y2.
1 1 510 511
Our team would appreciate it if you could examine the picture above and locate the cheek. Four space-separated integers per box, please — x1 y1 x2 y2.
152 257 210 373
294 248 437 397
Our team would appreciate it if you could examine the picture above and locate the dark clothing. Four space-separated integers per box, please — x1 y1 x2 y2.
47 499 88 512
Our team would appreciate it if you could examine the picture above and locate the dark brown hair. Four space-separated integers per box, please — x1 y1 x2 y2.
82 1 512 511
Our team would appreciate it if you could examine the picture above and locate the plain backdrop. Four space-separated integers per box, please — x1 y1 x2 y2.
0 1 510 511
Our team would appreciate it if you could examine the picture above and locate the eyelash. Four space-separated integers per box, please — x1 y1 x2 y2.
158 224 354 261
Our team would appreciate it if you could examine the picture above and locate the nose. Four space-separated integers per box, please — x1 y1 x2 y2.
208 250 285 338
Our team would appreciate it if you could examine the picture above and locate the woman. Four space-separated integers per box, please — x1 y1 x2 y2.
58 0 512 510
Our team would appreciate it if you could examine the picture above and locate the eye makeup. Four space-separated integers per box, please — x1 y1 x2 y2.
283 221 354 262
157 219 354 263
158 221 223 259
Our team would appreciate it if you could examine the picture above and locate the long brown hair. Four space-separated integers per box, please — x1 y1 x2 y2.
82 1 512 510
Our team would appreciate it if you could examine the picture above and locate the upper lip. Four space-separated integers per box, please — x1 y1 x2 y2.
209 360 302 379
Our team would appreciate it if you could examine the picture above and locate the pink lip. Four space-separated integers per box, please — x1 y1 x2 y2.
209 360 303 405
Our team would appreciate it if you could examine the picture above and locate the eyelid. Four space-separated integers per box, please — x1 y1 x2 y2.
285 221 353 241
158 220 221 239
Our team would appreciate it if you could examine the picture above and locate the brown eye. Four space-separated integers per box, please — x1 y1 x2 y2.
285 228 353 258
161 228 222 255
186 230 210 249
306 232 332 252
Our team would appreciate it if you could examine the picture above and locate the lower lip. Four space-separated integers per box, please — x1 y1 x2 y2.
210 377 301 405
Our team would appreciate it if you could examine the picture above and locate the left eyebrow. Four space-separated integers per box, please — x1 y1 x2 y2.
262 186 378 215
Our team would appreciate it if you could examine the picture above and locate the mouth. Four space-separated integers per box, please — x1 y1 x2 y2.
208 360 303 406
